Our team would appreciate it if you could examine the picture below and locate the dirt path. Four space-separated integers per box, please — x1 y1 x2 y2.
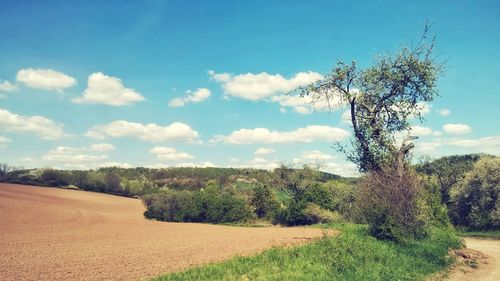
0 183 331 281
443 238 500 281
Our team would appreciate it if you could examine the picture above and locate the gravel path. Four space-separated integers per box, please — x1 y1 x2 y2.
0 183 330 281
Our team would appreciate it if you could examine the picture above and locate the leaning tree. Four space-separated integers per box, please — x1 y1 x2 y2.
301 25 441 173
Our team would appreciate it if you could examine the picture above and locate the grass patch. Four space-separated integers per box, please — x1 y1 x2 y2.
151 223 461 281
457 230 500 239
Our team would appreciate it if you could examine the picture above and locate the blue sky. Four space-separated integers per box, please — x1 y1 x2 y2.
0 0 499 176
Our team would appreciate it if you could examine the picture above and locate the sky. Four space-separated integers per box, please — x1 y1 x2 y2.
0 0 499 176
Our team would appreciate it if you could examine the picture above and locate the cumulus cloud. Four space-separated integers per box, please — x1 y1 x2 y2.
213 125 350 145
209 70 322 100
0 108 66 140
168 88 211 107
443 123 471 135
0 80 18 92
98 162 132 168
86 120 200 143
254 147 275 155
150 146 195 161
301 150 335 161
0 136 11 148
415 136 500 155
409 125 433 136
438 108 451 116
42 146 108 164
73 72 145 106
271 94 341 114
175 162 216 168
238 157 281 170
90 143 115 152
16 68 76 92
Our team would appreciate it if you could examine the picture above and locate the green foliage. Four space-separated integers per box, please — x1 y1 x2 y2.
322 180 359 221
303 203 342 224
40 169 69 187
152 224 460 281
450 156 500 230
302 26 441 172
416 154 481 205
250 185 280 219
143 186 251 224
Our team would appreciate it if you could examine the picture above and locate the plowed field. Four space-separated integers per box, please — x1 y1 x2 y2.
0 183 329 281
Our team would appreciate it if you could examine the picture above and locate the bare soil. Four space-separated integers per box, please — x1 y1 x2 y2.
430 238 500 281
0 183 331 281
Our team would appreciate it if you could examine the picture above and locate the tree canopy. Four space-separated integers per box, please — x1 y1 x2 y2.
302 26 441 172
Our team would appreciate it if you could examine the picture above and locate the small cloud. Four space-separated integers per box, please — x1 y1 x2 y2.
209 70 322 100
0 80 18 92
0 108 67 140
86 120 200 143
98 162 132 168
150 146 194 161
438 108 451 116
301 150 335 161
212 125 350 145
90 143 115 152
16 68 76 92
73 72 145 106
254 147 275 155
168 88 211 107
443 123 471 135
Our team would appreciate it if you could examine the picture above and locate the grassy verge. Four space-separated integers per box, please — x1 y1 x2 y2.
151 223 461 281
457 230 500 239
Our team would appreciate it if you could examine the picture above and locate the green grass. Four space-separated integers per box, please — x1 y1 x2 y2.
457 230 500 239
151 223 461 281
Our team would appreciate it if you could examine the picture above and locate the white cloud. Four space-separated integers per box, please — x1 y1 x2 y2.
409 125 433 136
0 108 66 140
301 150 335 160
73 72 145 106
443 123 471 135
168 88 211 107
16 68 76 92
239 157 281 170
86 120 200 143
213 125 350 145
446 136 500 149
254 147 275 155
415 136 500 155
98 162 132 168
0 81 18 92
175 162 216 168
0 136 11 148
271 94 341 114
90 143 115 152
209 70 322 100
150 146 194 161
42 146 108 164
438 108 451 116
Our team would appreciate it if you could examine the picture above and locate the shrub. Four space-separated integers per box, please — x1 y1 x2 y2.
450 156 500 230
250 185 280 219
356 163 429 242
274 199 312 226
40 169 69 187
143 187 251 224
303 203 342 224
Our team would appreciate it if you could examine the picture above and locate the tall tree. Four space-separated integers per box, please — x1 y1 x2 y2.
302 25 441 172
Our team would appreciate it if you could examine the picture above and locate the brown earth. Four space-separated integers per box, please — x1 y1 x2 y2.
440 238 500 281
0 183 332 281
